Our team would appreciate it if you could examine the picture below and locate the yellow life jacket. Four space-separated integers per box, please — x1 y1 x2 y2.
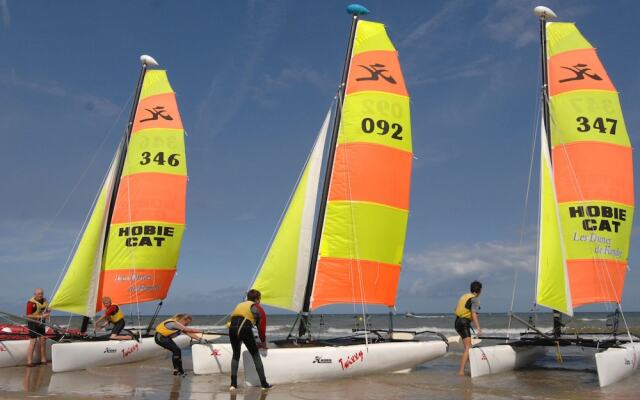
155 319 180 337
454 293 476 320
229 301 256 324
28 297 48 318
107 306 124 323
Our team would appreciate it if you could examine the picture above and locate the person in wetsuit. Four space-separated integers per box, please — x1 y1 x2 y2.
94 297 134 340
229 289 271 390
155 313 204 376
26 288 50 366
454 280 483 376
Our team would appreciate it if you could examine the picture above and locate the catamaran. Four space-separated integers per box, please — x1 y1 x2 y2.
45 55 192 372
192 4 448 384
469 6 639 387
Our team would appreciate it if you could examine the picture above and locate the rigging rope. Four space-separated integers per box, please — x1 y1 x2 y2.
506 63 543 341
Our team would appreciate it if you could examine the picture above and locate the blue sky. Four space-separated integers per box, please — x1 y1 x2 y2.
1 0 640 316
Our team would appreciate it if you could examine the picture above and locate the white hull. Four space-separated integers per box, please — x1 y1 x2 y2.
471 342 640 387
243 340 447 386
0 339 53 367
192 343 238 374
51 335 191 372
469 345 547 378
595 342 640 387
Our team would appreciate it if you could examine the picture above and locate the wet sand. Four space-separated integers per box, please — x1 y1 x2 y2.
1 347 639 400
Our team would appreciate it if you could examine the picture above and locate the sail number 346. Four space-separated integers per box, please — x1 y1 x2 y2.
140 152 180 166
361 118 403 140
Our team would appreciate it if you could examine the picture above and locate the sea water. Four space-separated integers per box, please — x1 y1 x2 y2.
1 312 638 399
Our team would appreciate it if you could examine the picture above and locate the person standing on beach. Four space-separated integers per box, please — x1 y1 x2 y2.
454 280 483 376
228 289 272 390
154 314 204 376
26 288 50 367
94 297 133 340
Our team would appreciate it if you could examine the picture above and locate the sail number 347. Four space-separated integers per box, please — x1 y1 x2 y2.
576 116 617 135
361 118 403 140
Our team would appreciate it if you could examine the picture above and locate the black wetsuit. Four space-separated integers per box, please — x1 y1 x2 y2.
229 310 268 388
154 322 184 374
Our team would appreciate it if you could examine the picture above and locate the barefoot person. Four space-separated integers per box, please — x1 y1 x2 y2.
155 314 203 376
94 297 133 340
455 280 483 376
229 289 271 390
26 288 50 367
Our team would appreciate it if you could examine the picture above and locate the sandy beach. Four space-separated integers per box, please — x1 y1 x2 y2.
1 313 639 399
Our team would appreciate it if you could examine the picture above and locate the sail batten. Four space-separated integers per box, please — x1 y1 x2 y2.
536 21 633 310
310 20 411 310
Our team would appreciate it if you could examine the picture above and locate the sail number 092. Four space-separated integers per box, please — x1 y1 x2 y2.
140 152 180 166
361 118 403 140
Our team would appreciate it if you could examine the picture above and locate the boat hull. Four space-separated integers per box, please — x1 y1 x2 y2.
192 343 237 374
469 344 547 378
595 342 640 387
243 340 447 385
51 335 191 372
0 339 53 367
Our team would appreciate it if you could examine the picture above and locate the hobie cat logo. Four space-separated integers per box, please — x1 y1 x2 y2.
356 64 397 84
103 347 116 354
559 63 602 83
312 356 332 364
139 106 174 123
210 349 221 357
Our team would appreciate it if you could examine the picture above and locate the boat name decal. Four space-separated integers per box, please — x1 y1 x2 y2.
338 350 364 370
103 347 117 354
118 225 174 247
312 356 332 364
210 349 221 357
122 343 139 358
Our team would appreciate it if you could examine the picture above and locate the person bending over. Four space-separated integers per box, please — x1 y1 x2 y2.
155 313 203 376
229 289 271 390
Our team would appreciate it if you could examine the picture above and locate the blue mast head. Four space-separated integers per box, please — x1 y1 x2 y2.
347 4 370 16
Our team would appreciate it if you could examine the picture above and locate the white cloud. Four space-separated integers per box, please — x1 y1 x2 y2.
195 0 285 138
0 219 79 265
405 241 536 295
482 1 594 49
411 56 492 86
0 69 121 117
264 66 332 92
401 2 461 48
0 0 9 29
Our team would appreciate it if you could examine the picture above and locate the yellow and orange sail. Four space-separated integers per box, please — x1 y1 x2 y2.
536 22 633 313
310 20 411 309
50 68 187 317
